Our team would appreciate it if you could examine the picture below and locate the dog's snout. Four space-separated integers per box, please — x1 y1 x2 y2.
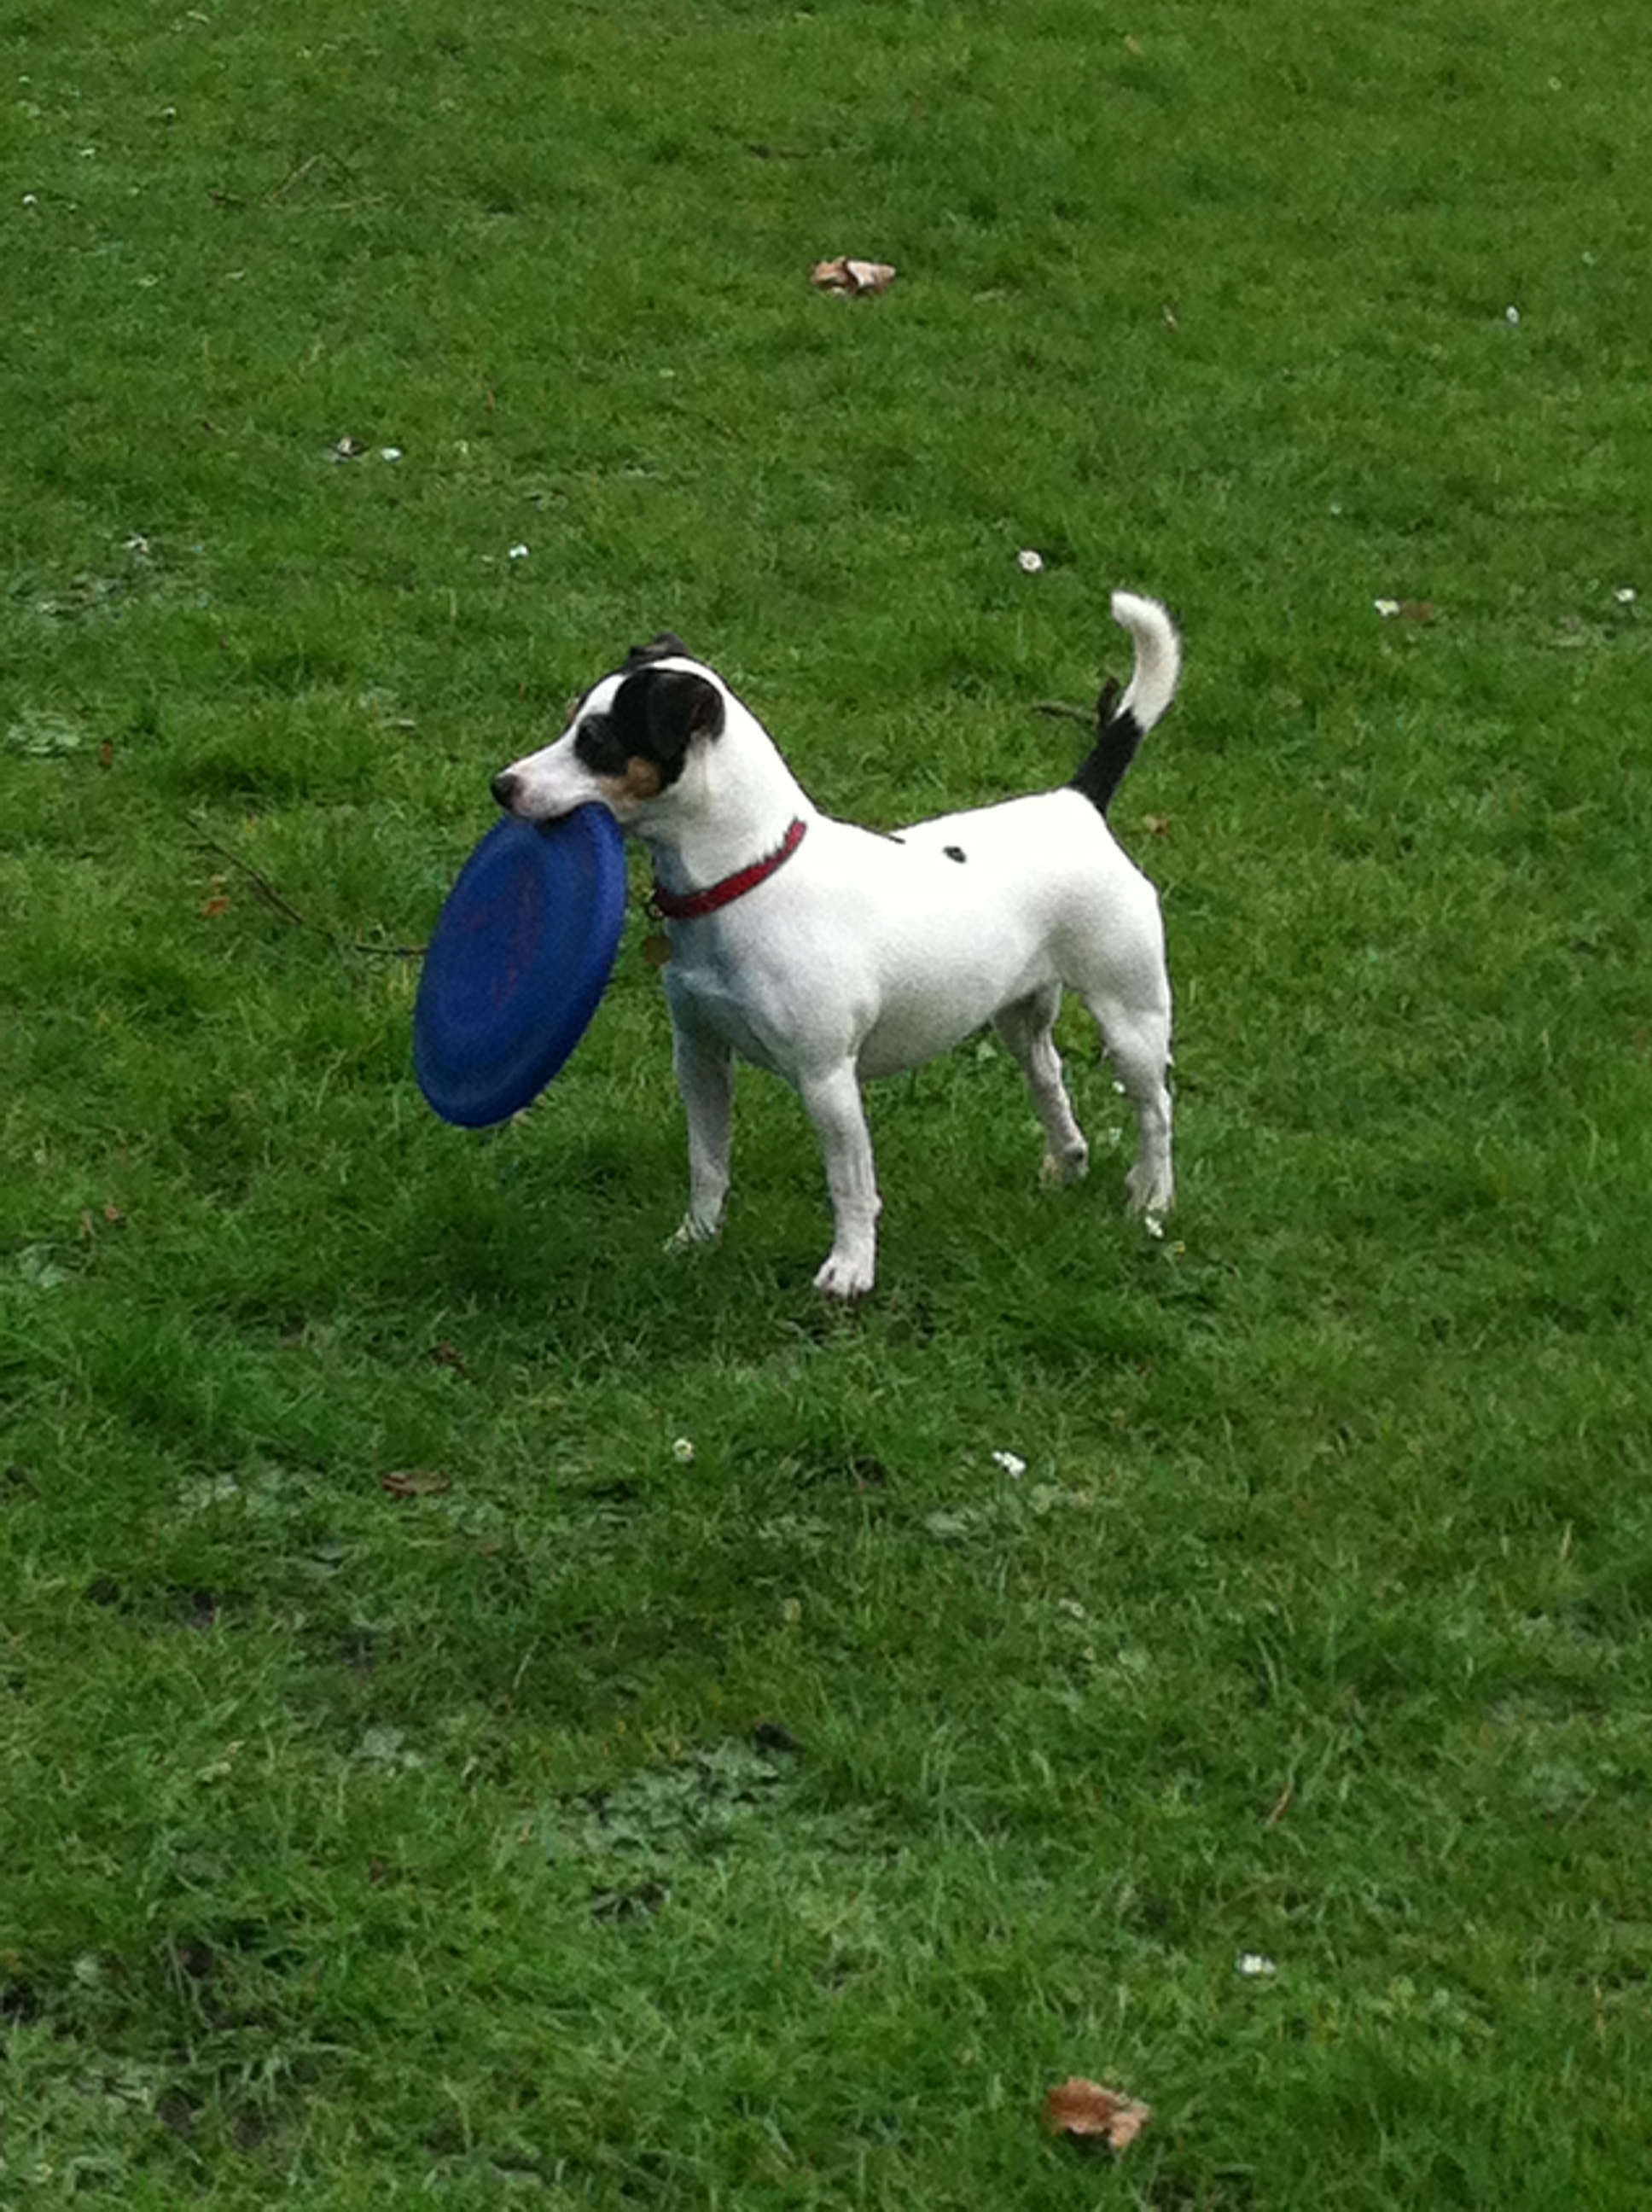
491 769 520 812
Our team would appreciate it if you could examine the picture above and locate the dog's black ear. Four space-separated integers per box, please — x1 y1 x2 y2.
604 663 726 789
623 631 690 668
643 667 724 760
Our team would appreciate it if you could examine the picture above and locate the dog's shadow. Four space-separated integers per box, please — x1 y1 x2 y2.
388 1057 1189 1377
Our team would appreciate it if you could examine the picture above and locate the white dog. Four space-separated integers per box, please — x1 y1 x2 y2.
491 591 1180 1297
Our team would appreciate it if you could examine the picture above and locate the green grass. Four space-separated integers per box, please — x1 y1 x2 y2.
3 0 1650 2203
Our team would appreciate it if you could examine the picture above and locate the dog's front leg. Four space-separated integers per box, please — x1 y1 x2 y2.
667 1015 735 1250
798 1063 881 1298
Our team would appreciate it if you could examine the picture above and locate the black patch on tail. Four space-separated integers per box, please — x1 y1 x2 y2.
1068 675 1143 817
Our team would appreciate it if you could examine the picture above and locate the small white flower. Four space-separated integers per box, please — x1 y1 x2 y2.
380 445 403 463
22 191 38 207
1144 1214 1166 1240
507 543 530 562
672 1436 695 1464
1016 548 1045 574
1237 1953 1278 1978
1614 585 1637 604
1373 597 1401 618
1505 304 1521 325
992 1449 1027 1479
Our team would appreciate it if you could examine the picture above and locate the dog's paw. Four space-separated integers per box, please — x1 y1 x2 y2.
666 1211 721 1254
1125 1161 1174 1217
813 1249 875 1300
1040 1141 1090 1187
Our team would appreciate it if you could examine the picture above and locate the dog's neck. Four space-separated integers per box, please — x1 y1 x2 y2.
642 696 815 899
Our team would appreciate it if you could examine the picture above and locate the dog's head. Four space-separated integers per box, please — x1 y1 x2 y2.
491 635 727 825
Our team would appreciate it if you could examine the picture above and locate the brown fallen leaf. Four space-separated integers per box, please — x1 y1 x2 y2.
811 255 897 297
429 1339 468 1376
1043 2077 1152 2152
380 1468 452 1499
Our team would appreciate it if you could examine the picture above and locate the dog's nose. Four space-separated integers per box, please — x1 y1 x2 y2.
491 770 520 812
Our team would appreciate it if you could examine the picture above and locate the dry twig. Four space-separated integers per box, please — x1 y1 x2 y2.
189 821 424 960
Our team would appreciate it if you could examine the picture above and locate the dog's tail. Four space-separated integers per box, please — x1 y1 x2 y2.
1068 591 1181 817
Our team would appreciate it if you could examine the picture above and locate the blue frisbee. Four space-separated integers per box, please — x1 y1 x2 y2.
414 806 627 1127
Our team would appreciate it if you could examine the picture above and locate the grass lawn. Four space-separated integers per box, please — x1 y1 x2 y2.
3 0 1649 2202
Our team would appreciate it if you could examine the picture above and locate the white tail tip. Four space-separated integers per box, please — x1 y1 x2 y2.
1110 591 1182 732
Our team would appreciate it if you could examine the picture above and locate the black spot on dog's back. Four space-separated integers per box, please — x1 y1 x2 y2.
944 845 968 863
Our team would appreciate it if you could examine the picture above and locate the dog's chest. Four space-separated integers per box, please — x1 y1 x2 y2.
664 944 794 1078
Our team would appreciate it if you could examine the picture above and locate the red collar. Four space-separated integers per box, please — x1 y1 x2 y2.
650 817 808 921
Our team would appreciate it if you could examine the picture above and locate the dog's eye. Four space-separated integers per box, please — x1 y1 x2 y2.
573 713 629 777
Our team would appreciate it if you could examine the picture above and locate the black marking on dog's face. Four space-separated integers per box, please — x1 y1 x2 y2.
575 662 725 795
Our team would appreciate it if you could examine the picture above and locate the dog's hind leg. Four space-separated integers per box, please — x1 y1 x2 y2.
667 1016 736 1249
1085 990 1174 1220
993 987 1090 1185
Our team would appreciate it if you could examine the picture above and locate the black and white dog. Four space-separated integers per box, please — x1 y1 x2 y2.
491 592 1180 1297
